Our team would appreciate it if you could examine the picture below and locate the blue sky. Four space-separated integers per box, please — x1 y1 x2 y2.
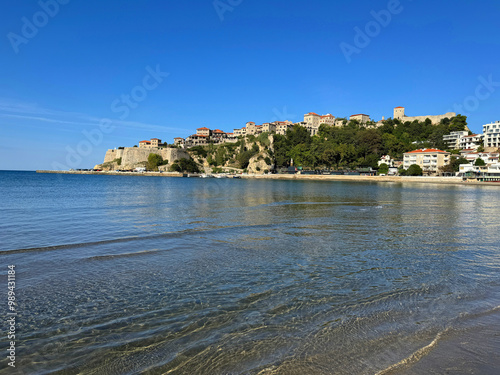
1 0 500 170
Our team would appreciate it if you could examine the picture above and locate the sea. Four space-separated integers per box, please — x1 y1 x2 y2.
1 170 499 374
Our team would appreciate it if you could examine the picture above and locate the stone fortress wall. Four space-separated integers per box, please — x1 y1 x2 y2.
103 147 190 169
393 107 457 125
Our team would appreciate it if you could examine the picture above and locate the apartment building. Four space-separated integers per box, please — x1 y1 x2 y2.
403 149 450 175
483 121 500 150
459 134 483 151
443 131 468 149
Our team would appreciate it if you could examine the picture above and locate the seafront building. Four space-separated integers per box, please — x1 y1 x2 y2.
460 151 499 165
403 149 450 175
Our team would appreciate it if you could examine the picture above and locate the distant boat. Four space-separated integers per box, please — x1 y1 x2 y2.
233 175 242 179
200 174 213 178
214 174 227 178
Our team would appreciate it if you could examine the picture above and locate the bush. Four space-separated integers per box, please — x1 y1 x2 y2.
264 157 272 165
378 163 389 174
257 132 270 146
407 164 423 176
170 158 200 173
146 153 164 171
189 146 208 158
474 158 486 166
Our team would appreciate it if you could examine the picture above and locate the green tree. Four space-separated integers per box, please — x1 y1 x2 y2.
170 158 200 173
147 153 164 171
378 163 389 174
407 164 423 176
474 158 486 166
440 156 469 173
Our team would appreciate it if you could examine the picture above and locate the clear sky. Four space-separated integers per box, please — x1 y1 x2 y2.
1 0 500 170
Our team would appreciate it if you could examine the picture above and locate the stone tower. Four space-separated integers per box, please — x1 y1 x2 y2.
394 106 405 120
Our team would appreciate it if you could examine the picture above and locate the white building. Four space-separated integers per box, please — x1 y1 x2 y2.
459 134 483 151
460 151 499 166
483 121 500 150
378 155 394 167
443 131 469 149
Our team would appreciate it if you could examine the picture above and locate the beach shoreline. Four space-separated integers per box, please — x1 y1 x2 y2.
35 170 500 186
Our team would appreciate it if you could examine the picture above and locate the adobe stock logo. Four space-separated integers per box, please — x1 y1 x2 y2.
7 0 71 54
450 75 500 116
340 0 409 63
213 0 243 21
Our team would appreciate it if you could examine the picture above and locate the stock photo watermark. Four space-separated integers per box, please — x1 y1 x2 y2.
340 0 409 63
51 65 169 171
450 75 500 116
7 0 71 54
213 0 243 21
6 265 17 368
271 106 297 123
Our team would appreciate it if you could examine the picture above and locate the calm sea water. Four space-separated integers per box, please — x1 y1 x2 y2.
1 171 499 374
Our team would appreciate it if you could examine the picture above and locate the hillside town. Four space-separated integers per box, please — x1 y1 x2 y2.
103 106 500 181
170 106 462 148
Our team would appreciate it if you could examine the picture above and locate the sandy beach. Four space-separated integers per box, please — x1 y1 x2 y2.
36 170 500 186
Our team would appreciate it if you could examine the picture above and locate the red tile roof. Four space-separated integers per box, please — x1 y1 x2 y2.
406 148 447 154
306 112 320 116
395 106 404 108
213 129 225 133
139 140 151 143
197 127 210 130
350 114 369 117
151 138 161 140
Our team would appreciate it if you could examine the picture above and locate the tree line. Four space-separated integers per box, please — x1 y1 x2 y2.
271 115 469 170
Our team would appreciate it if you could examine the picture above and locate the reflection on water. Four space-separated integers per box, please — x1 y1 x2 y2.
1 172 500 374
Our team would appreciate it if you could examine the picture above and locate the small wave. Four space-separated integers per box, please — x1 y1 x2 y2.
0 223 272 255
85 249 162 261
375 328 449 375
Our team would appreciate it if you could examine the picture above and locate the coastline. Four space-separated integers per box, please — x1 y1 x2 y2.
35 170 500 186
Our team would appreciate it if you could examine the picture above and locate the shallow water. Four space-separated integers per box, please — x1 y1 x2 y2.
1 171 499 374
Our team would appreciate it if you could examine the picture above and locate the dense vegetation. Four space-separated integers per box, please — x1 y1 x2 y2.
188 133 272 170
146 154 168 171
169 158 200 173
272 115 468 170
